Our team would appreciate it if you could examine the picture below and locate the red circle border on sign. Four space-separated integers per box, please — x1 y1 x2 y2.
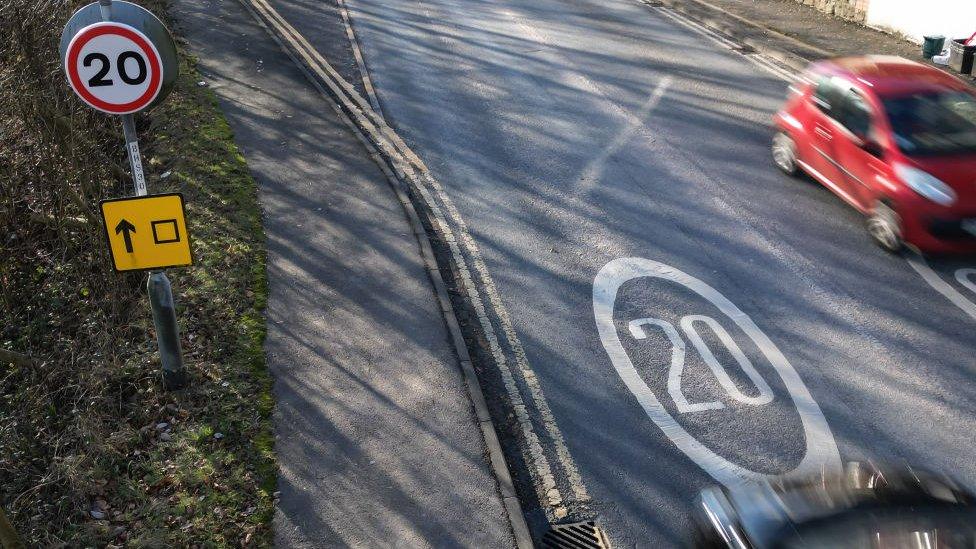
65 22 163 115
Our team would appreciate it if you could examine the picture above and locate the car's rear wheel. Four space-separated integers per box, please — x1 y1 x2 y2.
868 202 903 252
772 131 798 176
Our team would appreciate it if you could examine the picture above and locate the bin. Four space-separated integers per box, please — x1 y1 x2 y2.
923 35 945 59
949 38 976 74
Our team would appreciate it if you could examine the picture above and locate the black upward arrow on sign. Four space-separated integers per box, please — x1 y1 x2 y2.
115 219 136 253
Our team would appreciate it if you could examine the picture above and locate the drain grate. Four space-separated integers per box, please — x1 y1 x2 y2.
542 521 611 549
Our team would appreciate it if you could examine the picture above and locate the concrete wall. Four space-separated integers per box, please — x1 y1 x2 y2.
865 0 976 44
794 0 870 24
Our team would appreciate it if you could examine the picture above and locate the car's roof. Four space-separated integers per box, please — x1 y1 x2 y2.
811 55 969 97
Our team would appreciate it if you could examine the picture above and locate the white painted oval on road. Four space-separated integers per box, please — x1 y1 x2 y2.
593 257 841 487
905 253 976 322
956 268 976 297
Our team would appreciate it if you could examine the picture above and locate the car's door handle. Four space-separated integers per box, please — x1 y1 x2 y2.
814 126 832 140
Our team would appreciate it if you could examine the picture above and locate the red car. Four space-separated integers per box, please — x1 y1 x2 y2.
772 56 976 253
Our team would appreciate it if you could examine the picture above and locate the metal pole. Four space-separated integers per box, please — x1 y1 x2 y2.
120 115 148 196
127 116 185 389
98 0 112 21
148 272 186 389
104 0 185 389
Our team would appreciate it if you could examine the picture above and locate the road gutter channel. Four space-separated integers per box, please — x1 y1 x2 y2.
653 0 976 90
335 0 592 514
637 0 799 83
232 0 583 545
642 0 825 73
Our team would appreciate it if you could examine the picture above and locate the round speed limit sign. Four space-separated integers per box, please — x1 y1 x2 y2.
60 1 178 115
65 22 162 114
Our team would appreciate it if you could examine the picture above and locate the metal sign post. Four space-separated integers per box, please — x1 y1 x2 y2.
65 0 186 389
148 271 185 389
103 0 184 389
120 114 148 196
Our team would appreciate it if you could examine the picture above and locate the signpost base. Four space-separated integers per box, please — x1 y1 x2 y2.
148 271 186 390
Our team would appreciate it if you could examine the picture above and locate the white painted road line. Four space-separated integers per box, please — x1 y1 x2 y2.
242 0 591 517
593 257 841 488
417 170 592 506
956 268 976 297
579 76 673 190
335 0 384 115
906 251 976 322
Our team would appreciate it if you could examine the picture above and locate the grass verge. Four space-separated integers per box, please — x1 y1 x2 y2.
0 1 275 545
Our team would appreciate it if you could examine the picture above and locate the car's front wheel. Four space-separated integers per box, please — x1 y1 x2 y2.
867 202 903 252
772 131 799 176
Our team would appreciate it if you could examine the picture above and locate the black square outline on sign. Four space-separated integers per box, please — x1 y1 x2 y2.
98 193 193 273
151 219 181 244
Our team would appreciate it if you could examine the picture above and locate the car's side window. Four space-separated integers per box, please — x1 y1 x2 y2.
836 89 873 140
812 77 842 114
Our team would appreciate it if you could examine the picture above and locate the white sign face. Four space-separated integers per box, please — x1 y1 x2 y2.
64 22 163 115
593 257 841 488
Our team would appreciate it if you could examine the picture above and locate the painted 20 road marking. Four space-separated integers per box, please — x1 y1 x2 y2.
593 257 841 488
629 315 774 414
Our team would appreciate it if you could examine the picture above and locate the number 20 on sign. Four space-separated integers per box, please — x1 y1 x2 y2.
64 21 163 114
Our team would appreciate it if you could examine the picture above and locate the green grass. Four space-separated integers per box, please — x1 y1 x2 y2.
108 53 277 546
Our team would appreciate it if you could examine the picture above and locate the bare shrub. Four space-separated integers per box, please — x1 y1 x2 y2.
0 0 156 541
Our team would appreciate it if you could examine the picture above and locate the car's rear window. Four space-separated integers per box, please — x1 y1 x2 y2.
882 90 976 156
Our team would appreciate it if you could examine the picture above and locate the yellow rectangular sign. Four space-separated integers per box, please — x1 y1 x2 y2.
100 193 192 272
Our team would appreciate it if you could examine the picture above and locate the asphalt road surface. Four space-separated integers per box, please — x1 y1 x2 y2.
265 0 976 544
